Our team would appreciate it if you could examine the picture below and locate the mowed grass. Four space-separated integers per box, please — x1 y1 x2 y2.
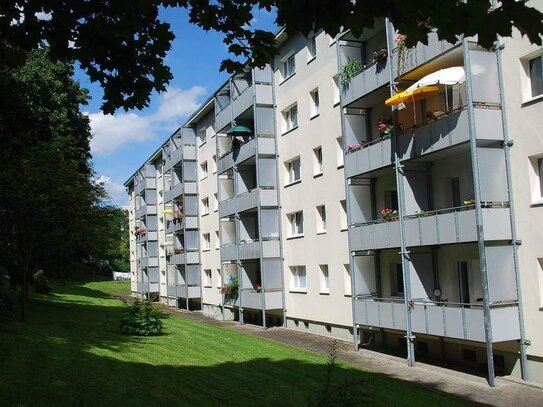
0 281 475 407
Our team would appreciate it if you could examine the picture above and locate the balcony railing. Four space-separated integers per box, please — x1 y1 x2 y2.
354 296 520 342
342 59 390 106
344 136 393 178
215 104 232 133
240 288 283 310
403 203 511 246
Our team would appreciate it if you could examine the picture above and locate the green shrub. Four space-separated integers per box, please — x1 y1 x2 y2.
0 277 18 321
121 300 164 336
32 270 51 294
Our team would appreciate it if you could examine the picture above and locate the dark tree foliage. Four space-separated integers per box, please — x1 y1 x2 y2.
0 0 541 113
0 50 105 320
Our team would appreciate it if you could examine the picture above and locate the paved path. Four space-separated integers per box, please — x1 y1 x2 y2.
167 308 543 407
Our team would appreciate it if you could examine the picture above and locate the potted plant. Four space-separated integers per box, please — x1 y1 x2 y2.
339 57 362 83
463 197 475 206
381 208 399 221
254 283 262 293
378 118 393 137
220 276 239 303
373 48 388 63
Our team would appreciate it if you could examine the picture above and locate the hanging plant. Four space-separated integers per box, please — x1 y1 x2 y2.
339 57 362 84
395 33 409 77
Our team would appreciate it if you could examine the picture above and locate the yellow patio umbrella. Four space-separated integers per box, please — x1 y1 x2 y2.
385 85 440 106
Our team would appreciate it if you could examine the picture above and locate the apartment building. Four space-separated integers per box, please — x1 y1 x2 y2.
273 30 351 339
125 12 543 385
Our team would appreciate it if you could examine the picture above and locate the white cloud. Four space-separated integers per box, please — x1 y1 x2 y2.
95 175 127 203
88 85 207 155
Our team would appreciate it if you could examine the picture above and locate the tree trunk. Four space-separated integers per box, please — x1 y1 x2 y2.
20 267 27 322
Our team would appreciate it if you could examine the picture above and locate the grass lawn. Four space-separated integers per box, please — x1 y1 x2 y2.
0 281 475 406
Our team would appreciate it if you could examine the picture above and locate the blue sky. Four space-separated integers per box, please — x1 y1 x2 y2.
82 6 276 206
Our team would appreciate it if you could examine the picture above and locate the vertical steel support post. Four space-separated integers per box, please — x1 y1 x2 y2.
462 38 495 387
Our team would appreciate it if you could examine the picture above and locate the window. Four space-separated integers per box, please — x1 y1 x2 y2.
202 197 209 215
200 161 208 179
529 54 543 98
320 264 330 293
288 211 304 237
286 157 301 184
307 35 317 60
282 54 296 79
340 200 347 230
212 155 217 174
216 269 222 288
204 269 212 287
310 88 320 117
336 136 344 167
291 266 307 291
313 146 323 176
283 104 298 132
316 205 327 233
215 231 220 249
198 128 206 145
529 154 543 204
391 263 404 296
451 177 461 207
537 258 543 307
344 264 351 295
332 75 340 105
214 193 219 211
202 233 210 250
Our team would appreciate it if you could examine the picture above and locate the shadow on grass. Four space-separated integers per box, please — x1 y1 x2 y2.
0 282 480 407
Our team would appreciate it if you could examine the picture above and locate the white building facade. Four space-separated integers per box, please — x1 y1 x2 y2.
125 11 543 385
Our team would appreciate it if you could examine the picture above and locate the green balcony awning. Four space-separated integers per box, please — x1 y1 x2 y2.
226 125 252 135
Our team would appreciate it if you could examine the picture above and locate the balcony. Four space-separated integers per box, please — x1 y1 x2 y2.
215 104 232 133
134 178 156 195
164 183 183 203
240 289 283 310
404 204 511 247
354 297 520 342
344 136 393 178
392 32 458 78
135 204 147 219
397 108 504 162
232 86 253 119
167 284 201 299
350 220 401 251
218 136 276 174
165 219 184 234
219 188 278 218
136 231 158 243
220 244 237 261
342 60 390 107
169 253 185 265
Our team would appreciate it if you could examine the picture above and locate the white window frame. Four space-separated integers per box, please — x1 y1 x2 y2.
198 128 206 146
202 233 211 250
202 197 209 215
212 155 217 174
282 54 296 80
286 157 301 185
340 200 347 230
216 268 222 288
313 146 323 176
307 34 317 61
291 265 307 291
201 161 208 180
316 205 327 234
520 50 543 103
332 75 340 106
215 231 220 249
344 264 351 296
336 136 344 167
214 193 219 211
310 88 320 118
288 211 304 237
204 269 212 287
528 152 543 205
320 264 330 294
283 104 298 133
